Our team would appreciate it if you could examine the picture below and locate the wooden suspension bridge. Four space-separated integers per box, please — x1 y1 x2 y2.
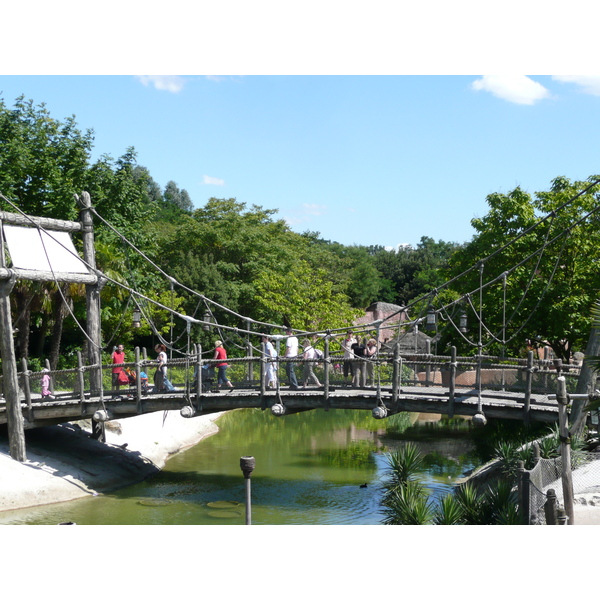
0 346 578 433
0 193 595 462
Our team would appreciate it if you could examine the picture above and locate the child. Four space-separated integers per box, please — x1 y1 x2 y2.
41 368 55 401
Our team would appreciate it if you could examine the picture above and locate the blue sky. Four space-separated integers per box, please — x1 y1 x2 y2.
1 74 599 249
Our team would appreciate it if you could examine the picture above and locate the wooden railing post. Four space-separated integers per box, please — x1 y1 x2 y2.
324 336 330 411
392 343 401 403
260 341 266 396
448 346 457 418
247 340 254 385
557 375 575 525
196 344 203 411
77 351 85 405
523 350 533 425
544 488 559 525
135 347 142 412
21 358 32 423
425 339 431 386
517 460 530 524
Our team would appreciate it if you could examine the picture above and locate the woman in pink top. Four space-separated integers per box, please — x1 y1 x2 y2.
214 340 233 388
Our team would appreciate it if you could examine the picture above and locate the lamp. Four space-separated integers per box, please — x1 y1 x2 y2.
133 307 141 328
203 309 213 332
425 306 437 332
459 309 468 333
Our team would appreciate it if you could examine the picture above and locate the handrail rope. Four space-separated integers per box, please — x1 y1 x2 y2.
432 200 599 345
378 177 600 327
4 177 600 351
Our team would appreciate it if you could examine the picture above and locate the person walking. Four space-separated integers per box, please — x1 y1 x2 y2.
214 340 233 388
301 338 321 388
112 343 126 397
262 334 278 389
284 327 299 390
364 338 378 388
154 344 168 392
341 331 356 385
351 337 367 387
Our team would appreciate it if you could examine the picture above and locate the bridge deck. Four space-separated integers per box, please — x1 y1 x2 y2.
0 383 560 429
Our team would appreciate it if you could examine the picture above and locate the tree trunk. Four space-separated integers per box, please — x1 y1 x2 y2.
49 285 70 370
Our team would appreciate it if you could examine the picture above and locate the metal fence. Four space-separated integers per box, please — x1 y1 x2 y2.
523 450 600 524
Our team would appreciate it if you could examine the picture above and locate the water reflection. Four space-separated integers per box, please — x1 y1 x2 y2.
0 409 481 525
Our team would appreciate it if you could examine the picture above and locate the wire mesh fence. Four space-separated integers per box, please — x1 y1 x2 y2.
526 450 600 524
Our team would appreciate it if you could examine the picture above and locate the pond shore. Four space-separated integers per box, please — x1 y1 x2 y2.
0 410 225 514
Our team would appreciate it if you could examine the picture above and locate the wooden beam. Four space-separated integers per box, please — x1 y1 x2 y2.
0 267 97 284
0 211 83 232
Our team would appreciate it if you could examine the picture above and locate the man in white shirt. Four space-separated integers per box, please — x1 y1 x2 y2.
285 328 299 389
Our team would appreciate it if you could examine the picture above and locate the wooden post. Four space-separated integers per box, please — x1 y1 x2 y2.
523 350 533 426
572 321 600 433
425 339 431 386
544 489 559 525
517 460 530 524
0 272 26 461
196 344 202 410
135 347 142 412
21 358 32 423
260 341 266 403
324 336 330 411
392 343 401 403
556 375 575 524
77 192 104 443
77 351 86 406
448 346 456 418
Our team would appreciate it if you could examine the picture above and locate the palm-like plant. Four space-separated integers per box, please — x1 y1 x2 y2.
383 442 424 491
381 480 434 525
432 493 464 525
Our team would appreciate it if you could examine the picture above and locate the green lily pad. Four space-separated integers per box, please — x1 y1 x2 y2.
206 500 242 509
138 498 173 507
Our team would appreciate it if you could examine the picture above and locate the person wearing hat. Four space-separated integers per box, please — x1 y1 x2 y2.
214 340 233 388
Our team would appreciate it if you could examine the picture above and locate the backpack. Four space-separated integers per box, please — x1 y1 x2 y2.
313 348 324 362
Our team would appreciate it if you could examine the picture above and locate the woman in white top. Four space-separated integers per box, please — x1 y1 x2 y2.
262 335 278 388
154 343 168 392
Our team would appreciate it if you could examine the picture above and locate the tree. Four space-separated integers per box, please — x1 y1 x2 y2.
164 180 193 212
445 178 600 361
254 259 362 331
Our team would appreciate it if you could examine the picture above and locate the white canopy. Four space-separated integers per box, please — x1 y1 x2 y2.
3 224 89 274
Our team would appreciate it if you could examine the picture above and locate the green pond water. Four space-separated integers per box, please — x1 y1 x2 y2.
0 409 484 525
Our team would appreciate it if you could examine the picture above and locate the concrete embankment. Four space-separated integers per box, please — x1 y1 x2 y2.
0 410 224 513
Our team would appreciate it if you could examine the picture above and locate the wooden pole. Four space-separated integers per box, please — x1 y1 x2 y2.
0 272 26 461
523 350 533 426
77 192 104 443
572 323 600 435
556 375 575 524
448 346 456 418
324 336 330 411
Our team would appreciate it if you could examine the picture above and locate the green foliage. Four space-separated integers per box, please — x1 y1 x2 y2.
383 442 424 490
0 95 94 220
381 480 434 525
446 177 600 361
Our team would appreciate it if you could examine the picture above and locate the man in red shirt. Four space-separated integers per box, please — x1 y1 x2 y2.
112 344 126 396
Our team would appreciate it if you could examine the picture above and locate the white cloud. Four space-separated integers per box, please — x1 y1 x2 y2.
202 175 225 186
302 203 327 216
135 75 185 93
552 75 600 96
283 203 328 227
471 75 551 105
